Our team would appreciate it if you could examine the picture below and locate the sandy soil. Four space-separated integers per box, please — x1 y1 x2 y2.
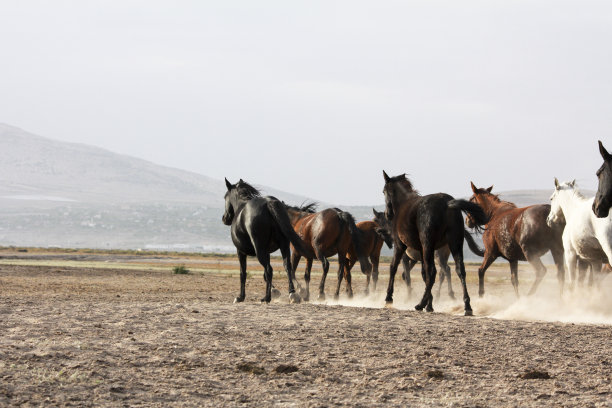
0 254 611 407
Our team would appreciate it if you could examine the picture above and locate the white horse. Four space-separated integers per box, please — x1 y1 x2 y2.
546 178 612 289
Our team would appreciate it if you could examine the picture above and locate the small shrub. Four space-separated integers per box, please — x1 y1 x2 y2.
173 265 189 274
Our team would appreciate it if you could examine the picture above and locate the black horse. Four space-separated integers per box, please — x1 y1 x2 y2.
372 208 484 300
222 178 314 303
382 171 488 315
593 140 612 218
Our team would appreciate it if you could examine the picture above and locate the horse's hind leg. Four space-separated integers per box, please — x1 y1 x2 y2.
370 254 379 294
577 258 588 288
317 255 330 301
416 248 436 313
234 251 247 303
303 258 313 301
290 249 303 293
436 252 454 300
385 243 406 304
509 260 519 297
401 254 415 299
280 243 300 304
451 250 473 316
477 251 496 297
334 252 351 299
551 245 565 295
526 253 547 296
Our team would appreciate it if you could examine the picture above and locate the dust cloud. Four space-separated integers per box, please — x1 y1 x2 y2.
313 270 612 325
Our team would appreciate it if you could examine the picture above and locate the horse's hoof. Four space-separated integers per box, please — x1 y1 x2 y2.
415 304 424 311
289 292 301 304
333 294 339 301
478 292 484 298
233 296 245 303
318 293 326 301
426 306 434 313
298 287 308 299
448 293 456 300
364 289 369 296
271 288 281 299
260 297 271 303
464 309 473 317
347 292 353 299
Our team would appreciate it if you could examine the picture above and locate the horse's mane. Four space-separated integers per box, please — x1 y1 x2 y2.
284 201 317 213
475 190 516 209
388 174 419 195
235 181 261 200
561 183 587 200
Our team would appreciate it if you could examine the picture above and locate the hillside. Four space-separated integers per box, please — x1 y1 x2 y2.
0 124 589 252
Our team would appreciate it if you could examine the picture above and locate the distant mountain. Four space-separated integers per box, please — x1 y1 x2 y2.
0 123 594 252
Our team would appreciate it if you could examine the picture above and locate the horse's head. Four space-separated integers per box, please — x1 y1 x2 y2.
382 170 415 221
466 182 493 229
222 177 260 225
547 178 573 227
593 141 612 218
372 208 393 248
222 178 237 225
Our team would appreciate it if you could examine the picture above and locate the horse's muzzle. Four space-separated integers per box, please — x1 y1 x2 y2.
593 199 610 218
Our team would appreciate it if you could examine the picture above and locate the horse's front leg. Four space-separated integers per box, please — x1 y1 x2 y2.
401 254 415 299
385 243 406 304
234 251 247 303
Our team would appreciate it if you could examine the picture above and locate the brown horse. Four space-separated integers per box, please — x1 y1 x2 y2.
341 209 392 296
285 204 372 301
466 182 566 297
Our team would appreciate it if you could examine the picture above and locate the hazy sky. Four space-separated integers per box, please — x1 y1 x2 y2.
1 1 611 205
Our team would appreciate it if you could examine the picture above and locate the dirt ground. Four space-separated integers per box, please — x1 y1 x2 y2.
0 251 611 407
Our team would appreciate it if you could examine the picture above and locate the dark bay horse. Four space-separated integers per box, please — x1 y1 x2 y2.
593 140 612 218
222 178 314 303
372 209 484 300
285 204 372 301
382 171 488 315
467 182 565 297
342 209 392 296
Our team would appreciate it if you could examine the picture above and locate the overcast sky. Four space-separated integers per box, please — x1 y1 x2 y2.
1 1 611 205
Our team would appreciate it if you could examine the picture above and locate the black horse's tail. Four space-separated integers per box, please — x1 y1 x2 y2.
267 200 315 258
463 229 484 257
336 210 372 274
448 199 489 226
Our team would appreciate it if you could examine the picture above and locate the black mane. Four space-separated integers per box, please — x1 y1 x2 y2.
284 201 317 213
235 180 261 200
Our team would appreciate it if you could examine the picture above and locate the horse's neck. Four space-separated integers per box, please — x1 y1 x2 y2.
482 197 514 218
286 208 309 225
558 191 587 218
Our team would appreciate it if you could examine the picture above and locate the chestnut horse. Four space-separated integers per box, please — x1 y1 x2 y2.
467 182 565 297
593 140 612 218
382 172 488 315
285 204 372 301
341 209 392 296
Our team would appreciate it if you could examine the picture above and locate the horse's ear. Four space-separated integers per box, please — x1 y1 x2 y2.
570 179 576 187
599 140 611 161
372 208 379 216
383 170 390 183
470 181 477 193
554 177 560 189
225 178 232 190
238 178 244 184
486 185 493 193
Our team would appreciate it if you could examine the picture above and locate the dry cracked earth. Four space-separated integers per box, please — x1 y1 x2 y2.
0 254 611 407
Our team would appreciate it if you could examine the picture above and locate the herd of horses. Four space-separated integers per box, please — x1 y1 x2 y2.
222 141 612 316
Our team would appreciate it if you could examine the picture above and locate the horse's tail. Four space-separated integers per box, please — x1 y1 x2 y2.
448 199 489 227
267 199 315 258
463 229 484 257
337 210 372 274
